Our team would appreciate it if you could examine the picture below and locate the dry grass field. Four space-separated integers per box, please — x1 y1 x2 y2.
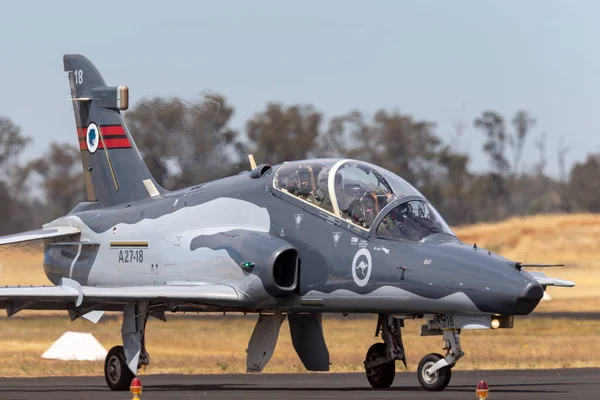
0 213 598 376
0 316 598 377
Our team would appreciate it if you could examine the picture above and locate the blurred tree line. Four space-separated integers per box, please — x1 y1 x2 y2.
1 94 598 234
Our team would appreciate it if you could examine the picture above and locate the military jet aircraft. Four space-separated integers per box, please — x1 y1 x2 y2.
0 54 574 392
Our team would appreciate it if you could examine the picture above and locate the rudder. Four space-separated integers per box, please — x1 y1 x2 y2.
64 54 164 207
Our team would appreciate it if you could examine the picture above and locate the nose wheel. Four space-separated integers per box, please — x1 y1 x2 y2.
416 353 452 391
416 321 464 391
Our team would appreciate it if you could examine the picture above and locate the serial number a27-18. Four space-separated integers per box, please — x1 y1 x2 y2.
118 250 144 263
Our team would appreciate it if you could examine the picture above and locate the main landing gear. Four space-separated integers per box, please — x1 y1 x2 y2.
105 345 135 390
363 314 464 391
363 314 406 389
105 303 152 390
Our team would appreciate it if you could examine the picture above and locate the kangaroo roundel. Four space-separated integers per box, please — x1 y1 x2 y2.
352 248 372 287
86 123 99 154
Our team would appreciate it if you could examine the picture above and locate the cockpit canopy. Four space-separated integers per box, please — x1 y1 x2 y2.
273 159 454 239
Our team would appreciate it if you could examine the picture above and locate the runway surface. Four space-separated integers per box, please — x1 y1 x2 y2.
0 369 598 400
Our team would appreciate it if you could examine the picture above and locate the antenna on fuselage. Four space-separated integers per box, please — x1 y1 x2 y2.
515 262 565 271
248 154 257 170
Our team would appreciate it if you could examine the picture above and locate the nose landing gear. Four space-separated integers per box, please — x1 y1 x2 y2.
362 313 467 391
417 319 464 391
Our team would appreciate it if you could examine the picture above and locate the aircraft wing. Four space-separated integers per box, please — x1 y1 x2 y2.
528 271 575 287
0 227 80 245
0 278 245 315
83 284 240 302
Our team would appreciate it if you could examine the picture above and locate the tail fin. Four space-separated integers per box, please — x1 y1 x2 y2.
63 54 165 207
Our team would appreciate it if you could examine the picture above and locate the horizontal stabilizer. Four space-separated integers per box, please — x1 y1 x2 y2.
0 227 80 246
528 271 575 287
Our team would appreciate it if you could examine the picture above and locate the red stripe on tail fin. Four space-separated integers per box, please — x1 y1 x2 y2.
78 125 131 151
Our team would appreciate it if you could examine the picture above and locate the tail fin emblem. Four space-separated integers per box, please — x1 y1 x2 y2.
86 123 99 154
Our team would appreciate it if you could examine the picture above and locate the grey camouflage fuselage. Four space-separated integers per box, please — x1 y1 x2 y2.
42 158 543 317
23 54 547 319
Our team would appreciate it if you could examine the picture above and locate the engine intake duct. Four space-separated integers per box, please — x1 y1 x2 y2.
190 230 298 297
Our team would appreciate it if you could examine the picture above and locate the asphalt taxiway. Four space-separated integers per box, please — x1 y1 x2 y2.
0 369 598 400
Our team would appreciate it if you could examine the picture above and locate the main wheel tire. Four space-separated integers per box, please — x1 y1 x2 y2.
104 345 136 391
364 342 395 389
417 353 452 391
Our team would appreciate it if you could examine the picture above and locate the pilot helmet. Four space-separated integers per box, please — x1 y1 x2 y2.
317 167 329 192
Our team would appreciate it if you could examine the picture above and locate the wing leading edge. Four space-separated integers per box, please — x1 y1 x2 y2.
0 278 245 316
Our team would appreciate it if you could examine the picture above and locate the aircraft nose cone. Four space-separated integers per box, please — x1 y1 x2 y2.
514 281 544 315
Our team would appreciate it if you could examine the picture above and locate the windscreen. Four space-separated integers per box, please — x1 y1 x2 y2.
376 200 455 241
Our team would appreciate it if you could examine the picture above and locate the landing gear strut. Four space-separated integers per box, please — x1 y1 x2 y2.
363 314 407 389
105 303 151 391
417 321 464 391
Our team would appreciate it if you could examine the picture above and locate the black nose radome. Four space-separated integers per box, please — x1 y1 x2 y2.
514 281 544 315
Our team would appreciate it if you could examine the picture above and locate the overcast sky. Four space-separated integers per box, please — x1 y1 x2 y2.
1 0 599 177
